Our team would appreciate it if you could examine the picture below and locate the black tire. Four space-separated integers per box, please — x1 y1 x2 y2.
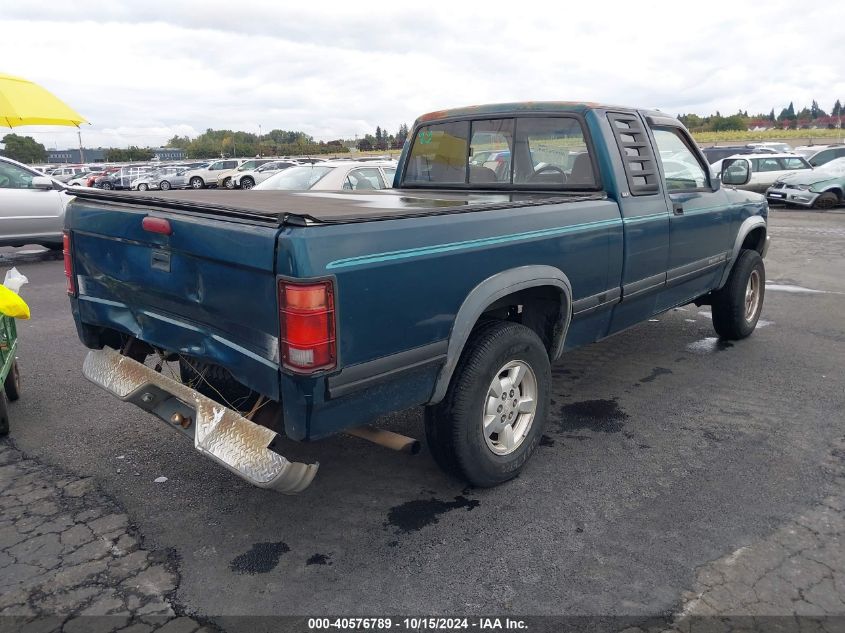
240 177 255 190
223 177 234 189
711 249 765 340
4 360 21 402
424 321 551 487
190 177 204 189
159 180 171 191
813 191 839 210
0 390 9 436
101 182 113 190
178 358 258 411
138 183 149 191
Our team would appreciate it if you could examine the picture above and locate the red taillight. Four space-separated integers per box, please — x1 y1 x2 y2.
142 216 172 235
279 279 336 373
63 231 75 296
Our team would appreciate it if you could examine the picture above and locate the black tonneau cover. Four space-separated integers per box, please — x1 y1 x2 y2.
69 187 606 226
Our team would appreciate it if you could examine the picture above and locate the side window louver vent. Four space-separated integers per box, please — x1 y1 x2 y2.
607 112 660 196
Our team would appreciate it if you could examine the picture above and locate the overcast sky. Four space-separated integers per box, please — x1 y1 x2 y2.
4 0 845 150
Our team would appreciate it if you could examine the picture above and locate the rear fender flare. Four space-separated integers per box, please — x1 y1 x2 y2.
428 265 572 404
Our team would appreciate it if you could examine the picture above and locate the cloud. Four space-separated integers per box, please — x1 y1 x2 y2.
3 0 844 150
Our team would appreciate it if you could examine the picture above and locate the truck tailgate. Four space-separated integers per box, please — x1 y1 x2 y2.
68 198 282 399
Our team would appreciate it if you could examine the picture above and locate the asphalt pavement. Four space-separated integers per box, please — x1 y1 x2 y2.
1 210 844 632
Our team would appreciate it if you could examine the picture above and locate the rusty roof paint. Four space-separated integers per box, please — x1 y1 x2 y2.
416 101 617 123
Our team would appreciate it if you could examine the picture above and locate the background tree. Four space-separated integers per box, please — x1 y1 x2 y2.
394 123 409 148
833 100 842 117
105 146 154 162
1 133 47 163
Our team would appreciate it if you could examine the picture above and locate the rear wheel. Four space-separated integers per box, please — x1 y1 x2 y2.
138 183 149 191
814 191 839 210
190 177 204 189
711 249 765 340
224 177 234 189
4 360 21 402
101 182 113 190
240 177 255 190
424 321 550 487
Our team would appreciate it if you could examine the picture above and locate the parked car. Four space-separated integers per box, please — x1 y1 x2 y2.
232 160 300 189
701 145 777 164
131 166 190 191
255 160 397 191
67 101 768 493
48 165 87 183
0 156 69 248
216 159 275 189
95 165 153 190
746 142 793 154
85 167 118 188
182 159 245 189
67 170 105 187
763 156 845 209
800 145 845 168
710 153 812 193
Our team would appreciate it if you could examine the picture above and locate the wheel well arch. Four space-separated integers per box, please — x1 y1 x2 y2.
428 266 572 404
741 226 767 254
822 187 843 200
719 215 767 288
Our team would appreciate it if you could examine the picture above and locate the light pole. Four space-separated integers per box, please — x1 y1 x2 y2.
258 124 262 157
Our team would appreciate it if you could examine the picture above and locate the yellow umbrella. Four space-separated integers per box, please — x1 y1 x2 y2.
0 73 87 127
0 72 88 162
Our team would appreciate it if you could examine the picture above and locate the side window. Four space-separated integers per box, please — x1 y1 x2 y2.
404 121 469 184
811 150 831 166
469 119 513 184
757 158 782 172
513 117 593 187
781 157 809 170
0 161 37 189
651 128 709 191
344 168 385 190
382 167 396 185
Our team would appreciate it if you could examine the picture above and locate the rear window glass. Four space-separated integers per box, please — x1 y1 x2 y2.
404 121 470 184
403 116 594 189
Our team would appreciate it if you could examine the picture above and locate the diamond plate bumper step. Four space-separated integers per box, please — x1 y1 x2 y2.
82 347 318 493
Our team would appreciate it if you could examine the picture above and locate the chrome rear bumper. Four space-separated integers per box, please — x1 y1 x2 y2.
82 347 318 493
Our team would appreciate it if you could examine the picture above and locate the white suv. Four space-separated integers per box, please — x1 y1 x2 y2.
183 159 246 189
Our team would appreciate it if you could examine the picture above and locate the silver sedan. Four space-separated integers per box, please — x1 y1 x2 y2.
0 156 69 249
131 167 190 191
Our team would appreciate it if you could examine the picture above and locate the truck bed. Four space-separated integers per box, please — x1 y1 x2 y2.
68 188 605 225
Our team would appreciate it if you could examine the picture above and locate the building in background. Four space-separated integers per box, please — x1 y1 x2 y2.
153 147 186 161
45 147 186 163
47 148 106 163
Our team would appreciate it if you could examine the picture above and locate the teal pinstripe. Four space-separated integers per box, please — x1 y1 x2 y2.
325 206 719 270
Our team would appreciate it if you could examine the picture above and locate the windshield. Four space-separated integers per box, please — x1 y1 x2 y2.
255 165 334 190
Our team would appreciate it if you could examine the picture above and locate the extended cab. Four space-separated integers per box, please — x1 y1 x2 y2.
65 102 769 492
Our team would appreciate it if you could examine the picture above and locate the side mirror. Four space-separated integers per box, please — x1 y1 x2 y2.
721 158 751 186
31 176 55 190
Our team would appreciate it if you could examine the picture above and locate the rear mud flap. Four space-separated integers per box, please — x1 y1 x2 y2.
82 347 318 493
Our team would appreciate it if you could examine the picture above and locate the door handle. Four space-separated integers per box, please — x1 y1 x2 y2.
673 203 684 215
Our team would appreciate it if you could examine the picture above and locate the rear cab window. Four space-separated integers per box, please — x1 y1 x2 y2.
402 116 598 190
